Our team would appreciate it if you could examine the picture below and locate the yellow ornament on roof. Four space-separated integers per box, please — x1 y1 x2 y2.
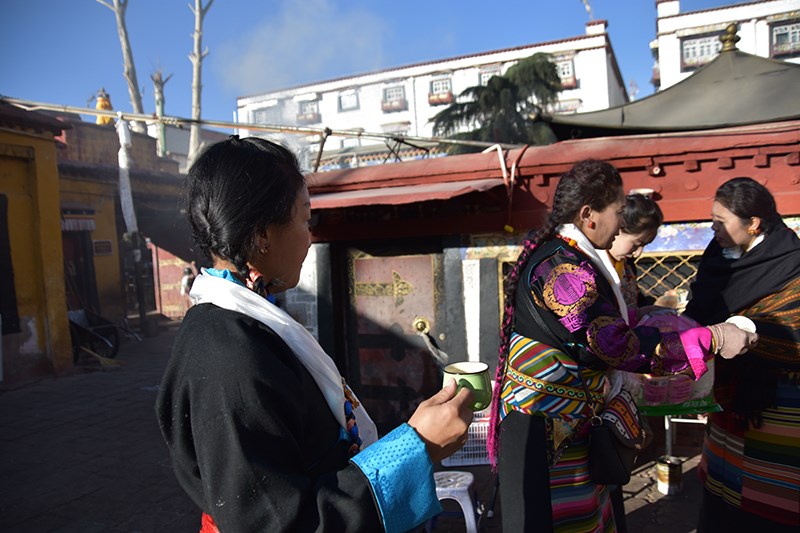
96 88 114 126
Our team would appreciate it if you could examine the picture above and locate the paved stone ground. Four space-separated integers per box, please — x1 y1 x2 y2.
0 321 197 532
0 319 707 532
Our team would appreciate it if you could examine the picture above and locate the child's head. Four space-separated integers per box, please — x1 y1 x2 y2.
609 193 663 261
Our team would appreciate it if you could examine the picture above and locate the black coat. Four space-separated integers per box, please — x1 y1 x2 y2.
155 303 381 532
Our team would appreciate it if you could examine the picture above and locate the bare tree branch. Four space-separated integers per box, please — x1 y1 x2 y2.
187 0 214 166
99 0 146 132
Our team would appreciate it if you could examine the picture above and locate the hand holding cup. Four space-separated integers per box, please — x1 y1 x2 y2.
408 379 474 463
442 361 492 411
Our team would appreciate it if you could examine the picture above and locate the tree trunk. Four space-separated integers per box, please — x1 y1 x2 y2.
98 0 146 133
187 0 214 167
151 71 172 158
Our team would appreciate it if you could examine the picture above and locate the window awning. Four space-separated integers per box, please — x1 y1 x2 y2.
61 202 96 232
310 177 505 209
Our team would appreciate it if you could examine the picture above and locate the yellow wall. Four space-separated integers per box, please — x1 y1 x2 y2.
59 178 124 320
0 129 71 382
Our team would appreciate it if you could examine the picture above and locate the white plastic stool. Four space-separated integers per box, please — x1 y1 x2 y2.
433 471 479 533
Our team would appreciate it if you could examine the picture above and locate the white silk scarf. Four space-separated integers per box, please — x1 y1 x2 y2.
190 271 379 447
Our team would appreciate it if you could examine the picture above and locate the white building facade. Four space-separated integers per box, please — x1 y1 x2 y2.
235 20 627 159
652 0 800 90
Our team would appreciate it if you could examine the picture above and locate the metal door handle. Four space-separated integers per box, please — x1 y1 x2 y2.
412 317 447 367
413 317 431 334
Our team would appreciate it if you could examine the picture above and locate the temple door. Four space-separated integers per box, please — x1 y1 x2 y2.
62 231 99 312
345 249 445 434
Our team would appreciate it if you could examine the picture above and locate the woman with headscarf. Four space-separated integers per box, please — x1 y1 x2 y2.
684 177 800 531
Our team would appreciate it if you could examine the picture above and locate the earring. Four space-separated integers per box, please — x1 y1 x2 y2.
259 243 271 255
747 228 759 236
588 221 596 230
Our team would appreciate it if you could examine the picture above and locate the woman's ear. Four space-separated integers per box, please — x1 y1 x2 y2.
748 216 762 235
256 228 272 255
577 205 593 230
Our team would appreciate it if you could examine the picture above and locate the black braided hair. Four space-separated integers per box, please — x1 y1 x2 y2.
185 136 305 277
487 159 623 467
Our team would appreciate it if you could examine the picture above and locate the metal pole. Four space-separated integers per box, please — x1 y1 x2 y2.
1 96 521 151
665 415 673 457
313 128 332 172
132 233 147 333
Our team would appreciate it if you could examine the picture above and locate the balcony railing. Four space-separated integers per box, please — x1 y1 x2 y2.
772 41 800 57
559 76 577 90
381 99 408 113
428 91 454 106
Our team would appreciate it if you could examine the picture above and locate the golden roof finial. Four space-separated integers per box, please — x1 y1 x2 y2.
720 23 740 52
95 88 114 126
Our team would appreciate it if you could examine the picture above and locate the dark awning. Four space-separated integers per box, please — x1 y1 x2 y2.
543 50 800 140
310 177 505 209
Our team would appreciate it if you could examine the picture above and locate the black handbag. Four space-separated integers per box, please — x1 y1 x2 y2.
521 284 645 485
584 387 644 485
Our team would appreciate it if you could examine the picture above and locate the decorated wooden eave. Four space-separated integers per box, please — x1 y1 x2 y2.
308 120 800 242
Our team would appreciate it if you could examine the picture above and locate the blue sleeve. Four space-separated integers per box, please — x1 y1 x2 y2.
350 423 441 533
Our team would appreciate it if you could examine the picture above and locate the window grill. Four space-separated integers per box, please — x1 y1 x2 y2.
479 66 501 86
634 251 702 302
338 90 359 112
430 78 452 94
383 86 405 101
681 34 722 69
772 21 800 56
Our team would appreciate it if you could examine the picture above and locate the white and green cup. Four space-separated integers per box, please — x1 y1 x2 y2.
442 361 491 411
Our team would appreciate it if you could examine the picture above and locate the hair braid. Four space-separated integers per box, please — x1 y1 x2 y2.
486 213 560 467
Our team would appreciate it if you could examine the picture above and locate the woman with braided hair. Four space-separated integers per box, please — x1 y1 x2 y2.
486 160 757 532
156 136 474 532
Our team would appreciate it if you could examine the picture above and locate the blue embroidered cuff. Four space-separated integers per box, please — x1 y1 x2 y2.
351 423 441 533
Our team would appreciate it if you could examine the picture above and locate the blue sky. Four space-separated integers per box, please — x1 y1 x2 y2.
1 0 735 125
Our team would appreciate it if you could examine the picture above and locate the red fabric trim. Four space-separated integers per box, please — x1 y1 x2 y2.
200 512 220 533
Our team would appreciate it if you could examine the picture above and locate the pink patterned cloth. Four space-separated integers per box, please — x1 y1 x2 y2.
638 313 712 380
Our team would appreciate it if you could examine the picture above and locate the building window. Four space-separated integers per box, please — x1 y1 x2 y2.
479 66 501 86
381 86 407 113
556 58 577 89
430 78 451 94
771 21 800 57
338 90 359 112
297 100 321 124
252 105 281 125
428 77 453 106
381 121 411 135
681 34 722 70
341 136 362 149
